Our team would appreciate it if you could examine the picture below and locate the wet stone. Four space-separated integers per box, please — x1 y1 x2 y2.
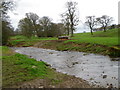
72 62 79 65
38 86 44 88
103 75 107 79
49 52 53 54
12 47 119 88
111 58 120 61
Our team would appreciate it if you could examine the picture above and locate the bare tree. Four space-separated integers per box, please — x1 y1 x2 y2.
96 15 113 32
49 23 65 37
18 17 33 38
61 1 79 37
18 12 40 38
39 16 52 37
0 0 15 16
85 16 96 35
61 13 70 35
1 0 15 45
18 15 65 37
56 23 65 36
26 12 39 35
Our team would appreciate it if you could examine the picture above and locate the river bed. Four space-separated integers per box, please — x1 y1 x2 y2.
11 47 119 88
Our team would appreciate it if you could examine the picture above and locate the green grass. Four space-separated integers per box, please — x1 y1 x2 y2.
65 37 118 46
2 46 62 87
30 28 119 57
0 46 2 59
69 28 119 46
73 28 118 38
8 28 119 47
10 35 57 41
7 28 120 57
9 35 57 46
2 46 15 56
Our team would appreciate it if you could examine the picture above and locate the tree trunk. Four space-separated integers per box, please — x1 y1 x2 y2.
71 22 74 37
103 27 106 32
71 29 73 37
90 28 93 35
67 28 69 35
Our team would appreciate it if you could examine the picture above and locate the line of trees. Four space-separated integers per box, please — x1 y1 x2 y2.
1 0 14 45
17 1 79 37
17 1 116 37
85 15 113 35
2 0 80 45
17 13 65 38
1 0 117 45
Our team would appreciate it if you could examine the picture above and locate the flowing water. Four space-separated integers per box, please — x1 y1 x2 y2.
12 47 119 88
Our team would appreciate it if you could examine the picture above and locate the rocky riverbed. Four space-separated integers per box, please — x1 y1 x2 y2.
12 47 119 88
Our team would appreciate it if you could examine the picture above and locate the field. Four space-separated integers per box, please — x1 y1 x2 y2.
9 28 119 46
70 28 118 46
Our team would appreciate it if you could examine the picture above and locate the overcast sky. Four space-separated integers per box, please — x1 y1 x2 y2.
8 0 119 33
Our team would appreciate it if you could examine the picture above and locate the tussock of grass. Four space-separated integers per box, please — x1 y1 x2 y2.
2 46 15 56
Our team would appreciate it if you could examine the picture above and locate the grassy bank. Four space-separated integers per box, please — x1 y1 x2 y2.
2 28 119 88
34 28 119 57
2 46 55 87
8 36 57 47
34 40 119 57
71 28 118 46
8 28 120 57
2 46 92 88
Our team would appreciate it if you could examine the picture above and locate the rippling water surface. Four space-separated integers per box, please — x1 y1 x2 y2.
12 47 119 88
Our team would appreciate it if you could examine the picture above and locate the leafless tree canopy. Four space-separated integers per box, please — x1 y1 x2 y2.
18 14 65 38
96 15 113 32
39 16 52 30
61 1 79 36
26 12 39 25
85 16 96 35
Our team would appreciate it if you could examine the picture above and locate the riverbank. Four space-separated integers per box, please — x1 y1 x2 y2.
8 28 120 57
8 38 120 58
2 46 94 88
12 47 119 88
33 40 120 58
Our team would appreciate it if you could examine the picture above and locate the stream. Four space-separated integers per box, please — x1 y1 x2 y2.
11 47 119 88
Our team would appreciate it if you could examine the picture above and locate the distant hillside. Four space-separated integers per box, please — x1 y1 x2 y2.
73 28 118 38
92 28 118 37
70 28 118 46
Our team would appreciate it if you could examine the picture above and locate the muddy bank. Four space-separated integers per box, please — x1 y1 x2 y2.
8 39 120 57
10 74 93 88
12 47 119 88
33 40 120 57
